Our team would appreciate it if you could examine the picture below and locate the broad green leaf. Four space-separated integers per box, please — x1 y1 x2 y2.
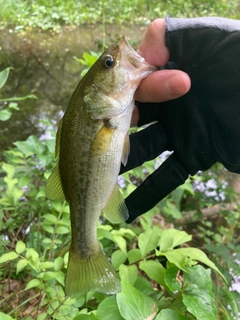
0 109 12 121
43 224 54 233
176 247 226 280
117 281 157 320
119 264 138 285
17 259 29 274
156 249 196 273
134 276 155 295
159 229 192 252
128 249 142 264
111 250 127 270
0 252 18 264
183 265 217 320
0 312 15 320
138 228 160 257
54 256 64 271
40 261 54 269
25 278 42 290
0 67 12 89
113 234 127 255
139 260 166 287
8 102 19 110
164 266 181 292
43 213 58 224
155 309 191 320
2 162 15 178
16 240 26 254
56 226 69 234
97 296 123 320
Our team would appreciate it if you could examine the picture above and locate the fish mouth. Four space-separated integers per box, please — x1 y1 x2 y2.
119 36 157 73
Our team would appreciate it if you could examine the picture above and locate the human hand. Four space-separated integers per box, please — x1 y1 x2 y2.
121 17 240 223
132 18 191 125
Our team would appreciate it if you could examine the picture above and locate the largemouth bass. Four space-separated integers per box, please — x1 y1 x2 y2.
45 37 155 295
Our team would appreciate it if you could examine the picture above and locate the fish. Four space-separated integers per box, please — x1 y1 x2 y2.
45 36 156 296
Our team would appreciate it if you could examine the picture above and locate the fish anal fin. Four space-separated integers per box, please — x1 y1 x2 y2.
65 248 120 295
121 134 130 166
103 185 129 223
45 162 66 200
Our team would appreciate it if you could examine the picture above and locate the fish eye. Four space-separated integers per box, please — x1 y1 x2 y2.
102 55 115 69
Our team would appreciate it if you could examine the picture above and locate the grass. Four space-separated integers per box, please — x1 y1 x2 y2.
0 0 239 31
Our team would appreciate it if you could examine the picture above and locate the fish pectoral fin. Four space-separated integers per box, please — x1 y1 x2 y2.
102 185 129 223
121 134 130 166
91 124 115 155
45 162 66 200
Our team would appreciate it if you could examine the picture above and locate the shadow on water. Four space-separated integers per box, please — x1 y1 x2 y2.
0 24 147 154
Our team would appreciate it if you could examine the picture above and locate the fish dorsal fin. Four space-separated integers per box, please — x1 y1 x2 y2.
102 185 129 223
121 134 130 166
45 161 66 200
55 118 63 158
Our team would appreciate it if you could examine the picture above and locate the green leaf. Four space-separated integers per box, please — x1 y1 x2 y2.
0 94 37 102
128 249 142 264
0 109 12 121
164 266 181 292
0 312 16 320
0 67 12 89
182 265 217 320
119 264 138 285
134 276 155 296
176 247 226 280
117 281 158 320
43 213 58 224
155 309 190 320
139 260 166 287
25 278 42 290
56 226 69 234
2 162 15 179
111 250 127 270
54 256 64 271
159 229 192 252
97 296 123 320
138 229 160 257
113 234 127 255
17 259 29 274
16 240 26 254
8 102 19 110
0 252 18 264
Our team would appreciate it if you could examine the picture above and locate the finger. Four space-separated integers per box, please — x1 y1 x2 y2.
135 69 191 102
124 154 189 223
138 18 169 66
120 123 169 174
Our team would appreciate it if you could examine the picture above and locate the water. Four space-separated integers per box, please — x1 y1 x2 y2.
0 24 146 153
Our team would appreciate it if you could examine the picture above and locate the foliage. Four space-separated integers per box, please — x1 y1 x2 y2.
0 0 239 31
0 67 37 122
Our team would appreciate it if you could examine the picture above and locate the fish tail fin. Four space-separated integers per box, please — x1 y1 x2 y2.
65 249 121 296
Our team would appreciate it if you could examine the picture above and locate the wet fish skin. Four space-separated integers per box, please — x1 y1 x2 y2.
45 36 156 295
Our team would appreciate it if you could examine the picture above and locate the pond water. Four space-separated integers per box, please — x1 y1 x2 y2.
0 24 147 154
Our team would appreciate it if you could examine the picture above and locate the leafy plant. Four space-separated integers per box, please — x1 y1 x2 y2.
0 67 37 122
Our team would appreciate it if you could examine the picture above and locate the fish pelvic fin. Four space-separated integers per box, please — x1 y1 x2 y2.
103 185 129 223
65 248 121 296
